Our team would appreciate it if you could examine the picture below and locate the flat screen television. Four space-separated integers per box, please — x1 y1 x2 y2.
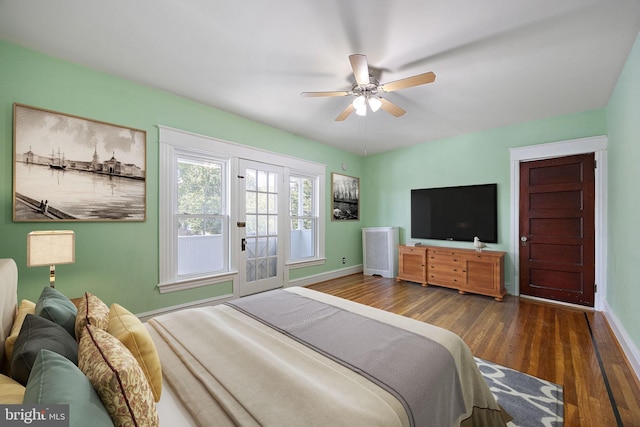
411 183 497 243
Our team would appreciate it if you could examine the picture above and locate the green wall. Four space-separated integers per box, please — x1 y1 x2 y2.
361 109 607 291
361 31 640 357
606 31 640 349
0 41 364 312
2 34 639 361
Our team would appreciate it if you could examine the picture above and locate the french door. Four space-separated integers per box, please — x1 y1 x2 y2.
237 159 285 297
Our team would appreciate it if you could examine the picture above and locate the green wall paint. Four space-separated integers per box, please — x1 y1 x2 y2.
0 41 363 312
606 31 640 350
1 34 639 361
362 109 607 293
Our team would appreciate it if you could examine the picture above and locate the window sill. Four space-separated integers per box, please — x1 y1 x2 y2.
157 270 238 294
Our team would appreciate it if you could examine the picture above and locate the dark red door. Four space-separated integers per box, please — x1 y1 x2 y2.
519 153 595 306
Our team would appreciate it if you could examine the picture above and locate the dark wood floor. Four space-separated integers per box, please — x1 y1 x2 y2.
306 274 640 427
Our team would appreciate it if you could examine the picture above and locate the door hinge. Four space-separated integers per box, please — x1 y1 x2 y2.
594 283 597 293
594 160 597 169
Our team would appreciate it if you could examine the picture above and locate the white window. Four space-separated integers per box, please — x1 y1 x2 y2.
158 142 232 292
289 174 316 261
176 155 228 277
158 126 326 293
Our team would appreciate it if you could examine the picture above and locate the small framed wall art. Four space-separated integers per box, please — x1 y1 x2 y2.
331 172 359 221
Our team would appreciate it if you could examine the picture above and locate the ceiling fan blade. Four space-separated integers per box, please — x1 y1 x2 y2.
335 104 355 121
380 71 436 92
379 98 406 117
301 91 351 97
349 54 370 85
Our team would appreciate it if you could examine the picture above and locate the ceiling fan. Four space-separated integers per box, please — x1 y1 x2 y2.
301 54 436 121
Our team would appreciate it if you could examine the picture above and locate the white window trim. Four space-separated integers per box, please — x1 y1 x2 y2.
158 125 326 293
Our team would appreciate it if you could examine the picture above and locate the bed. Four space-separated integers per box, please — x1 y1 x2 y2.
0 258 510 426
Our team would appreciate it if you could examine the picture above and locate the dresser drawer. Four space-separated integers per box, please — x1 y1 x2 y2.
463 252 499 264
428 248 459 257
428 259 461 271
427 271 463 288
429 263 463 275
401 246 426 255
428 253 462 267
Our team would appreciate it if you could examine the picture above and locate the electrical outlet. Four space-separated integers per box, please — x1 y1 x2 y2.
342 257 346 264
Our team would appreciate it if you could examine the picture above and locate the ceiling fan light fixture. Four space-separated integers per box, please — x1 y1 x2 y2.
302 54 435 121
353 95 368 116
352 95 366 110
355 105 367 116
368 96 382 112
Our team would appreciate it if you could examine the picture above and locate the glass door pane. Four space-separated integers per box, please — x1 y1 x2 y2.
238 160 284 296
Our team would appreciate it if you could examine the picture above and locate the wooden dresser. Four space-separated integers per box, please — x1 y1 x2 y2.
396 245 506 301
426 247 465 290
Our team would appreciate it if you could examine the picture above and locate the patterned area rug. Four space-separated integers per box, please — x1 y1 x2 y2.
475 358 564 427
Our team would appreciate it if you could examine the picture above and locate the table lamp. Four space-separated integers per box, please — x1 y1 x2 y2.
27 230 75 288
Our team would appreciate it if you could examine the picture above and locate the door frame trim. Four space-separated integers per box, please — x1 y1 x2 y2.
509 135 607 310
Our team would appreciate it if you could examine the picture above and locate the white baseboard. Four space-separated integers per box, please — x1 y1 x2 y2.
602 301 640 382
286 264 363 288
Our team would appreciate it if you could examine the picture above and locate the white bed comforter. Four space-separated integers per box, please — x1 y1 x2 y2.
146 287 508 427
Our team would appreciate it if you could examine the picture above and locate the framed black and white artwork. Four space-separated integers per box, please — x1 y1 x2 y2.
13 104 146 222
331 172 359 221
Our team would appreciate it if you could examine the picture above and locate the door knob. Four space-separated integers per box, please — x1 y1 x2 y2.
520 236 528 247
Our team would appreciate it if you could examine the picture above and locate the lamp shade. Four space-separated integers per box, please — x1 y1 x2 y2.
352 95 366 110
27 231 75 267
368 96 382 112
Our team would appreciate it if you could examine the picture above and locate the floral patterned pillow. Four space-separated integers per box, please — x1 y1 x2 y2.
74 292 109 340
79 324 159 427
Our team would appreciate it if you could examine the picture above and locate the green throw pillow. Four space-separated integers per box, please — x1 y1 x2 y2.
24 349 114 427
10 314 78 385
35 286 77 337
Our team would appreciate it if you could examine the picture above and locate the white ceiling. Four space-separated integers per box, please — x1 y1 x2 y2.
1 0 640 156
